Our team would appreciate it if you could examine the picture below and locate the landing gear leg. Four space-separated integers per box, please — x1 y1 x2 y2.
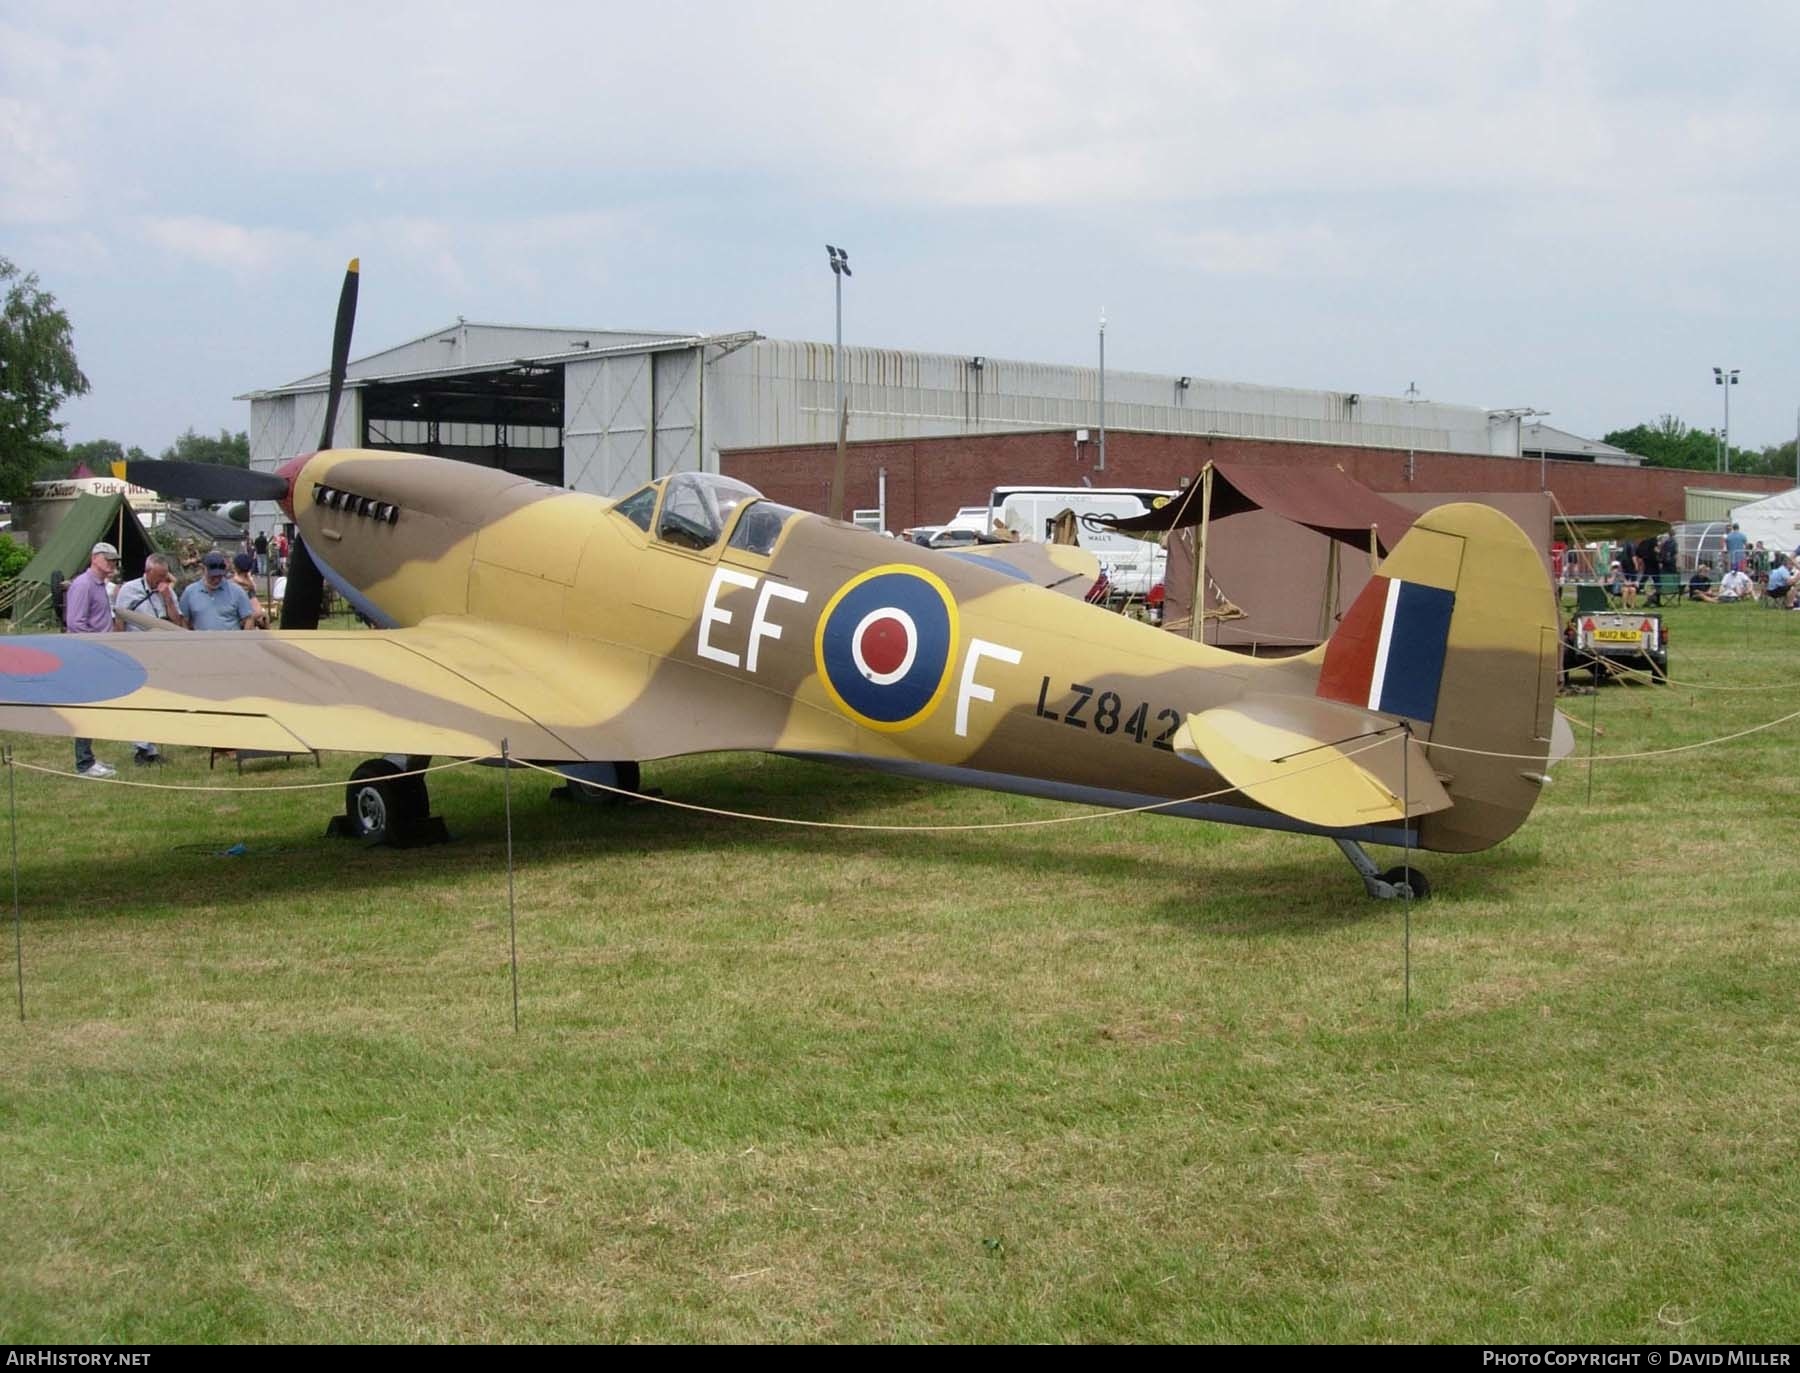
1336 838 1430 901
548 760 642 806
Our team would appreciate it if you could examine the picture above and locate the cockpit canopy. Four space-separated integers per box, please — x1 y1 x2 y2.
611 473 795 556
656 472 760 550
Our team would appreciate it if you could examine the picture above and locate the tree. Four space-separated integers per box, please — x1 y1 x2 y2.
0 257 90 500
0 533 30 579
40 437 151 480
159 427 250 467
1603 416 1744 472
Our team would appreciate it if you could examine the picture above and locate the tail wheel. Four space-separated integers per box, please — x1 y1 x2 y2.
1380 865 1431 900
345 758 429 842
565 761 641 806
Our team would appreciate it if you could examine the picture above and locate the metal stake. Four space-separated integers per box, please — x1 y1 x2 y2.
8 746 21 1023
1586 665 1600 806
1402 726 1412 1018
503 739 518 1033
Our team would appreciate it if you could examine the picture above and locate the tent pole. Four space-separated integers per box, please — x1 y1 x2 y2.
1189 463 1213 642
1369 525 1379 573
1320 537 1339 641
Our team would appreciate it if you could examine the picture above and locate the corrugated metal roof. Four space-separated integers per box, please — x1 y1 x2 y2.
1520 422 1641 461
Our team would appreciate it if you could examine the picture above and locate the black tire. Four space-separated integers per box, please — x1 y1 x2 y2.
1380 865 1431 900
564 760 641 806
344 758 429 842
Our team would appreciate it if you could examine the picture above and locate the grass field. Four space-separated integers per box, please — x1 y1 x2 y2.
1 601 1797 1343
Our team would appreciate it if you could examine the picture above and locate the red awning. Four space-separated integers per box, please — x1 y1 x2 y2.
1103 461 1417 556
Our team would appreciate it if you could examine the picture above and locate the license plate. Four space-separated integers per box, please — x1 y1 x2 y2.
1595 629 1641 643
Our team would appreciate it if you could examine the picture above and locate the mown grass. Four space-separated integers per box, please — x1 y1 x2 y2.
1 602 1797 1343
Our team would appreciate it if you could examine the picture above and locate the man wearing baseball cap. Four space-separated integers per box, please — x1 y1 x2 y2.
178 550 257 631
65 542 121 778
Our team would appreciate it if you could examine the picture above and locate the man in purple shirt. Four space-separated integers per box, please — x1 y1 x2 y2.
64 541 120 778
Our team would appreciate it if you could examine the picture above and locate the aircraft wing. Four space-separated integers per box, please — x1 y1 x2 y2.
0 619 655 762
943 543 1102 598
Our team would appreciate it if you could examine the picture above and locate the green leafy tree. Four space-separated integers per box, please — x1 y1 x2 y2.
1603 415 1748 472
0 257 90 500
38 437 151 480
160 427 249 467
0 532 30 579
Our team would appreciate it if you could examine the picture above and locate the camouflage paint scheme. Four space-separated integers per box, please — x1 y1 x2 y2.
0 449 1565 855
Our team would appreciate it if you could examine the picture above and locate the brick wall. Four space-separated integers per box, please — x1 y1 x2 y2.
720 429 1791 527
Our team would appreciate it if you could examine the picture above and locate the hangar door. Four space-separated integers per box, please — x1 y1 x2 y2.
563 347 703 498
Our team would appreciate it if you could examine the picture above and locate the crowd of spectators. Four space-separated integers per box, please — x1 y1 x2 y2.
64 535 287 777
1557 523 1800 611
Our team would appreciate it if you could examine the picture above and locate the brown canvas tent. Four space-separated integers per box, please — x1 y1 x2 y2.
1103 460 1419 556
1097 461 1421 645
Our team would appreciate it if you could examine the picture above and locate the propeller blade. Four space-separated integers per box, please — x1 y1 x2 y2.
317 257 360 450
279 535 327 630
109 460 287 504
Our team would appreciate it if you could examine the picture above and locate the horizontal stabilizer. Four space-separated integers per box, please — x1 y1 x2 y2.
1173 693 1452 829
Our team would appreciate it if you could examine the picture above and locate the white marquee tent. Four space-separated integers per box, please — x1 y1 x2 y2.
1731 487 1800 553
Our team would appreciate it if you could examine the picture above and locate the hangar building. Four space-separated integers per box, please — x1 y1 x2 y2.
242 319 1530 514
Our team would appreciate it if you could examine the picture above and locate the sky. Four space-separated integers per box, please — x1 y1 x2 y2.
5 0 1798 454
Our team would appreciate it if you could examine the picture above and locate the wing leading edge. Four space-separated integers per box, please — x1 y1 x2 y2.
0 621 643 761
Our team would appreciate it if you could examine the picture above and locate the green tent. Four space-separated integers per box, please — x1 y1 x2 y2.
9 493 158 630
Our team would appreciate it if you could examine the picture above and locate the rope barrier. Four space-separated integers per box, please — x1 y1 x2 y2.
502 743 1405 833
7 675 1798 819
1421 704 1800 762
2 735 1414 833
8 754 485 792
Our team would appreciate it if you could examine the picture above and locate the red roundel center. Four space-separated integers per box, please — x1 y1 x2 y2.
0 645 63 677
858 615 910 676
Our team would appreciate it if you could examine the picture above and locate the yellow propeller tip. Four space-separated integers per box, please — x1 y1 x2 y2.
347 257 359 273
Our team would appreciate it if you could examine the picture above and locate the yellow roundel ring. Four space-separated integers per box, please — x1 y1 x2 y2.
813 564 960 732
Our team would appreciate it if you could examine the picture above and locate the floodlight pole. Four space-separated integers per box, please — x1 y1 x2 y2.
835 266 844 441
1097 309 1107 473
1714 367 1739 473
827 245 851 443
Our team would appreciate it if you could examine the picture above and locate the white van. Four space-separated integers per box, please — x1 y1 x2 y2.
986 486 1173 601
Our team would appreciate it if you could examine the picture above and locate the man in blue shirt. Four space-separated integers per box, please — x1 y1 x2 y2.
64 541 121 778
179 551 256 630
1725 523 1748 573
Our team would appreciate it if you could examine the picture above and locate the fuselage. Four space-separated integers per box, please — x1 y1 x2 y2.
287 449 1533 852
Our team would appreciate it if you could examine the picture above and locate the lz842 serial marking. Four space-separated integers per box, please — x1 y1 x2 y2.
1035 676 1182 750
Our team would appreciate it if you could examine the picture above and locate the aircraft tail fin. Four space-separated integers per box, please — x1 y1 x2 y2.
1306 502 1562 853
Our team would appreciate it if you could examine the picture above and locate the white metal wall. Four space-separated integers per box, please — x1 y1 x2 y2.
700 340 1504 458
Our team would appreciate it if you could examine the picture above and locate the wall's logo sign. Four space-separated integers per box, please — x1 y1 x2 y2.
814 565 959 731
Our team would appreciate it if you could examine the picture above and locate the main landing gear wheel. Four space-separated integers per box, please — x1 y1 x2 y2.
345 758 428 842
329 757 448 846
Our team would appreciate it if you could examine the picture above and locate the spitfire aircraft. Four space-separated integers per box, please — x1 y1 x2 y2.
0 265 1570 897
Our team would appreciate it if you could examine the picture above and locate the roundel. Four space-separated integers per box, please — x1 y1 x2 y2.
0 639 148 704
814 565 959 731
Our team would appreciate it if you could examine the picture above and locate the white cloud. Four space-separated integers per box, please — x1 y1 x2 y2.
141 216 317 278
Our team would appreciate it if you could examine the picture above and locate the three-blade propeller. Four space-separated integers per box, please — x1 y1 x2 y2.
108 259 361 631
